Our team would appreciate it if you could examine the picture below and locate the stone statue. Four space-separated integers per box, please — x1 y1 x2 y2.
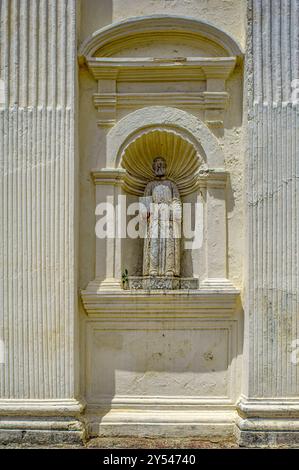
141 157 182 277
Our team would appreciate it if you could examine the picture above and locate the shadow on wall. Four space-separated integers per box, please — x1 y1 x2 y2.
81 299 244 436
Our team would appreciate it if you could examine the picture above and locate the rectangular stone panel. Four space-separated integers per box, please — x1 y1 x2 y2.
86 322 234 402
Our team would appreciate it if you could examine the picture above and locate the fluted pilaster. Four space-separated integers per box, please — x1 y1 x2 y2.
0 0 80 409
237 0 299 446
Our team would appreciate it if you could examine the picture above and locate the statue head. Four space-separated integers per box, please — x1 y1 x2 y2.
152 157 166 178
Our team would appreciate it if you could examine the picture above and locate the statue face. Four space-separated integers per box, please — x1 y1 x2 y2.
153 157 166 177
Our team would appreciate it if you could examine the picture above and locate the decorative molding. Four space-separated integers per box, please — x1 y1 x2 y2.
107 106 225 168
89 59 234 126
87 57 236 81
91 168 126 186
96 119 116 127
87 396 235 408
93 91 228 110
93 90 230 128
0 399 85 443
78 15 243 60
198 170 228 189
236 397 299 446
87 408 236 438
89 107 233 302
91 166 229 194
0 399 85 417
127 276 199 290
206 120 225 129
237 397 299 419
80 15 242 127
81 282 240 318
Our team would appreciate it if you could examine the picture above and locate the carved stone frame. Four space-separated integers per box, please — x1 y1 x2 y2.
79 16 242 307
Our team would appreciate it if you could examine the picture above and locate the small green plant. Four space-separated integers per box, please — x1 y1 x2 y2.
122 268 129 289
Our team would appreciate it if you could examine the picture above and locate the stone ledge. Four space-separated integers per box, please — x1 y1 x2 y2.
237 397 299 419
86 396 234 409
236 397 299 447
0 400 86 444
81 279 240 317
86 408 236 438
0 399 85 445
0 399 85 417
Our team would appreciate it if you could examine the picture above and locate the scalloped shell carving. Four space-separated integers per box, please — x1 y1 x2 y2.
120 128 205 196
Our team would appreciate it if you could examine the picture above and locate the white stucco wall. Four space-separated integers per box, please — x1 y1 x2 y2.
80 0 247 47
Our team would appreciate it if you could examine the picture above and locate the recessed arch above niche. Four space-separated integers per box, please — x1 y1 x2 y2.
94 34 228 59
107 106 224 168
79 15 243 127
91 106 228 200
119 126 205 196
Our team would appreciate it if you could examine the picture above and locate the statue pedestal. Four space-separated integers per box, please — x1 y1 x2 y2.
81 284 241 439
127 276 199 290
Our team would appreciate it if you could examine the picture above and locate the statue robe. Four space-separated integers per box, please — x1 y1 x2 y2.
141 179 182 276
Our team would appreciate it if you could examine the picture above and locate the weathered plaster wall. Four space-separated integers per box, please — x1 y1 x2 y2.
80 0 247 47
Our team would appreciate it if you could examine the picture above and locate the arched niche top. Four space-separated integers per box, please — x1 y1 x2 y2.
106 106 224 176
78 14 243 61
120 126 205 197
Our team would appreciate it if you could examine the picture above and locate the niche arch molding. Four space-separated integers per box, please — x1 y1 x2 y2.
117 125 204 197
92 106 227 196
108 106 224 168
88 106 236 295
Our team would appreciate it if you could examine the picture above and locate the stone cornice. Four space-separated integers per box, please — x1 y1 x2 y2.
90 167 229 191
79 16 242 128
91 168 126 185
198 169 229 189
86 57 236 82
